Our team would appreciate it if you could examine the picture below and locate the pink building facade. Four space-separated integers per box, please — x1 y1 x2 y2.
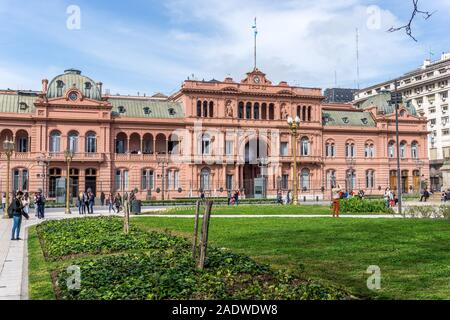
0 68 429 201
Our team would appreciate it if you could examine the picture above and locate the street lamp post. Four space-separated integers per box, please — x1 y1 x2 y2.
157 153 169 201
3 139 15 219
391 82 403 216
64 149 74 214
287 116 301 205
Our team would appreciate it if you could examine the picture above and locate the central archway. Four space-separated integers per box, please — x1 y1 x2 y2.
243 138 268 198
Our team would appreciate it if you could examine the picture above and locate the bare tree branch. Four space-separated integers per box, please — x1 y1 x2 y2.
387 0 435 42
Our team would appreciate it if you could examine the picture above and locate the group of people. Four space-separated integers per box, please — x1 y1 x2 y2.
383 187 399 208
226 190 240 205
276 190 292 205
76 190 96 214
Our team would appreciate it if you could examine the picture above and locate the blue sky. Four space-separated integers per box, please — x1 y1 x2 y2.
0 0 449 95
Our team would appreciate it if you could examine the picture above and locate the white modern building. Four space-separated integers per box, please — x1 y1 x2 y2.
354 52 450 191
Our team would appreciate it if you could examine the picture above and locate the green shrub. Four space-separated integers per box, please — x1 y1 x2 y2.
340 198 394 214
36 217 188 260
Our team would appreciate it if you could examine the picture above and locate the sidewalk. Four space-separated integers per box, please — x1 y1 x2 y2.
0 207 162 300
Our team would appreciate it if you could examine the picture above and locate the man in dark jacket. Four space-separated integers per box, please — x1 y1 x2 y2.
11 191 29 241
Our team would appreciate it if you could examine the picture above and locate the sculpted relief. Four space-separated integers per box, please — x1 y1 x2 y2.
225 100 234 117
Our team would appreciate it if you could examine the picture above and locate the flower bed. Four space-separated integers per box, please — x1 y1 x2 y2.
36 217 188 260
37 217 350 300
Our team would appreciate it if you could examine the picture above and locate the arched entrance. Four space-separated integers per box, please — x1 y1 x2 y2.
243 138 268 198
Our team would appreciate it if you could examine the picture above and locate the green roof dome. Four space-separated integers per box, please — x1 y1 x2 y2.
359 91 417 116
46 69 101 100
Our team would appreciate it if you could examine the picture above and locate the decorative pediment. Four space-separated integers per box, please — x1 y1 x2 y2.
240 68 272 85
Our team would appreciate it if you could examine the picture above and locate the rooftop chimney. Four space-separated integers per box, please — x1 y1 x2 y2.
42 79 48 93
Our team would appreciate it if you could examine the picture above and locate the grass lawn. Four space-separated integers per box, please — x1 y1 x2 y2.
134 217 450 300
144 204 388 215
28 227 56 300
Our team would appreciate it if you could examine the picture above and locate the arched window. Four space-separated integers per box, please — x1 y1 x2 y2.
302 106 306 121
115 133 127 154
56 80 64 97
307 106 312 121
246 102 252 119
201 134 211 155
253 102 260 120
400 141 407 159
411 141 418 159
268 103 275 120
300 168 310 191
366 170 375 189
85 132 97 153
115 169 129 191
203 101 208 117
12 168 28 192
326 170 337 189
196 101 202 117
296 106 301 118
200 168 211 191
238 102 244 119
49 131 61 153
68 131 78 153
388 141 395 158
141 169 154 190
261 103 267 120
365 143 375 158
326 141 336 157
300 137 310 156
345 142 355 158
209 101 214 118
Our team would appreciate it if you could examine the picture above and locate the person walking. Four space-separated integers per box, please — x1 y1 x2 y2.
108 192 115 213
383 187 391 208
83 191 89 214
114 193 122 213
77 191 86 215
22 192 30 217
34 189 46 219
286 190 291 205
100 192 105 206
234 190 240 206
10 191 29 241
331 184 342 218
88 191 95 214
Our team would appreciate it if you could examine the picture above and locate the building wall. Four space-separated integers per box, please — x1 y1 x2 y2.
0 69 430 201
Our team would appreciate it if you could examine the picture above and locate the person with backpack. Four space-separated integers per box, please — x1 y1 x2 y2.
34 189 46 219
10 191 29 241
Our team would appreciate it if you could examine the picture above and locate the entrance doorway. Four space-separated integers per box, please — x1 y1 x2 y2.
401 170 409 194
85 168 97 195
243 138 268 198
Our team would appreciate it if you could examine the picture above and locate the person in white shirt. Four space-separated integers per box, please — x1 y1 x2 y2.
331 184 342 218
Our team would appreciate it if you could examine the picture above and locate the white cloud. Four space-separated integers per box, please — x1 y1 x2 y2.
0 0 443 93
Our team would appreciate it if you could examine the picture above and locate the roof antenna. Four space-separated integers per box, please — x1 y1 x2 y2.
252 17 258 70
356 28 360 90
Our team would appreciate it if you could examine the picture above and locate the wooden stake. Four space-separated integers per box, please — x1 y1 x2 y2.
192 200 201 260
198 200 213 270
124 197 130 234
